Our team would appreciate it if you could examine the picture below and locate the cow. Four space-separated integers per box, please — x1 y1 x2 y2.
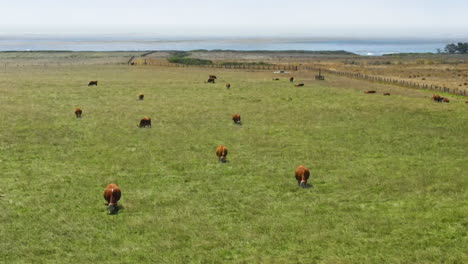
103 183 121 215
465 100 468 104
432 94 443 102
226 83 231 89
88 81 98 86
295 165 310 188
74 107 82 118
442 98 450 103
209 75 217 80
294 83 304 87
383 93 391 96
232 114 241 125
207 78 216 83
273 78 280 81
216 145 228 162
138 117 151 128
138 93 144 100
364 90 376 94
290 77 294 82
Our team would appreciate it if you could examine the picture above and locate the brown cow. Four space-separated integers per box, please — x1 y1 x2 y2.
88 81 98 86
232 114 241 125
74 107 82 118
364 90 376 94
216 145 228 162
138 117 151 128
383 93 391 96
207 78 216 83
273 78 280 81
465 100 468 104
138 93 144 100
209 75 217 80
103 183 121 215
295 165 310 188
442 98 450 103
294 83 304 87
290 77 294 82
226 83 231 89
432 94 443 102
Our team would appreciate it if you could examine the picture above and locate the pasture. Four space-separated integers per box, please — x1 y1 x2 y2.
0 60 467 263
137 50 468 95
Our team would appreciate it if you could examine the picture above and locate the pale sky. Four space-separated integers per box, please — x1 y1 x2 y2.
1 0 467 38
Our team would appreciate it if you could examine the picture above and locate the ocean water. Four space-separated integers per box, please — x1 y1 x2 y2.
0 36 455 55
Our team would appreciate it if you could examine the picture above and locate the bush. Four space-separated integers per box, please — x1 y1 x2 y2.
167 57 213 65
167 51 213 65
445 43 468 54
220 61 272 66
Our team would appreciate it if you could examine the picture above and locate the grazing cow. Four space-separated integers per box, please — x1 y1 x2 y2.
74 107 82 118
138 93 144 100
364 90 376 94
88 81 98 86
226 83 231 89
209 75 217 80
432 94 443 102
294 83 304 87
383 93 391 96
138 117 151 128
295 165 310 188
442 98 450 103
273 78 280 81
290 77 294 82
216 145 228 162
207 78 216 83
232 114 241 125
103 183 121 215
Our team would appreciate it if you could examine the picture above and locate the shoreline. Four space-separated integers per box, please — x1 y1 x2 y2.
0 49 446 57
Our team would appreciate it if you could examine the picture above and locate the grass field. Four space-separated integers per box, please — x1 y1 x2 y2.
140 51 468 94
0 61 467 263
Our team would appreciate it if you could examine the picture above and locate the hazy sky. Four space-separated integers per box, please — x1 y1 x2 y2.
1 0 467 38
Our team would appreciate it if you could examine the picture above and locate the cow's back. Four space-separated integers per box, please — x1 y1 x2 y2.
216 145 228 158
295 165 310 181
103 184 121 204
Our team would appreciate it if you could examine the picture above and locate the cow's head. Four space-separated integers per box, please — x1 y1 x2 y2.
219 154 227 163
108 204 119 215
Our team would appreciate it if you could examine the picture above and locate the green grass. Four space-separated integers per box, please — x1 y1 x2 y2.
0 64 467 263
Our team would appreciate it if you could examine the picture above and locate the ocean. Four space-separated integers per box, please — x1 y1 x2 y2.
0 36 459 56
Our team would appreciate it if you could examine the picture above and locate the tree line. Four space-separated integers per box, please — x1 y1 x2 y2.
445 43 468 54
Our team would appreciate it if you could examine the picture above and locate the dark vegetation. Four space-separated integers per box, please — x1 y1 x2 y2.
220 61 272 66
167 51 213 65
445 43 468 54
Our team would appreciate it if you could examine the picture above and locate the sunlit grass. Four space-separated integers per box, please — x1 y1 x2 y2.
0 63 467 263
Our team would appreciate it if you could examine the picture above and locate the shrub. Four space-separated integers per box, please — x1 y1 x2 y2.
167 51 213 65
167 57 213 65
220 61 272 66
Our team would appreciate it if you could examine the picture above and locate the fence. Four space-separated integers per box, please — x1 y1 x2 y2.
299 65 467 97
128 60 467 97
130 59 299 71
